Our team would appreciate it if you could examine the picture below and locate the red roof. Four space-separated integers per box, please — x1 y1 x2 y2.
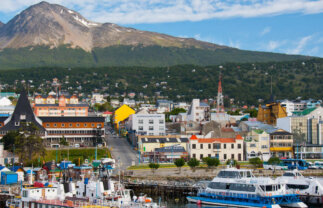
236 135 243 140
103 111 113 115
190 135 198 140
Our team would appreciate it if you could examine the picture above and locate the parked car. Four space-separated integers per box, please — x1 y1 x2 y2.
307 162 319 169
74 144 80 148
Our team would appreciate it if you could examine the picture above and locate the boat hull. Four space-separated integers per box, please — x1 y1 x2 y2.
187 196 281 208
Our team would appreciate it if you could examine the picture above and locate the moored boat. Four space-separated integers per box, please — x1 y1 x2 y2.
187 168 307 208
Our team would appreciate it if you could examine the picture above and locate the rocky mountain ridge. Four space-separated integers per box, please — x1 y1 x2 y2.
0 1 225 51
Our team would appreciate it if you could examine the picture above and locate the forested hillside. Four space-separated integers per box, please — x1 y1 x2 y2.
0 59 321 105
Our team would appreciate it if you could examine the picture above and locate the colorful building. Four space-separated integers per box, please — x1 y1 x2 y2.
114 104 135 129
269 129 293 158
34 95 89 117
188 135 244 161
257 102 287 125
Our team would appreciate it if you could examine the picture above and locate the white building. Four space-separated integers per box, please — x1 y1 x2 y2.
188 135 244 161
187 99 210 122
280 100 295 116
126 110 165 136
92 93 104 104
123 98 136 107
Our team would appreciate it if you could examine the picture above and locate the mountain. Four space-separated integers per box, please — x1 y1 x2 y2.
0 1 314 69
0 1 224 51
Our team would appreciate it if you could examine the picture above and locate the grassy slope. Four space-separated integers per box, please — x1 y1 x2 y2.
0 45 309 69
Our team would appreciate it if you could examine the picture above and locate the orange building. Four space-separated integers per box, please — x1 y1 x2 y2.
257 102 287 125
40 117 105 148
34 95 89 117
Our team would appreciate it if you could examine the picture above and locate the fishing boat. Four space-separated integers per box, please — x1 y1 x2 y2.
276 169 323 205
187 168 307 208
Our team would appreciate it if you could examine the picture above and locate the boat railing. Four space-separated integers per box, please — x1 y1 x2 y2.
201 190 261 200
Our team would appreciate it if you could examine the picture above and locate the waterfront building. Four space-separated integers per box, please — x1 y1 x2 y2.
141 145 188 163
126 110 165 136
269 129 293 158
188 135 244 161
0 90 105 148
257 101 287 125
138 135 189 153
244 129 270 161
40 116 105 148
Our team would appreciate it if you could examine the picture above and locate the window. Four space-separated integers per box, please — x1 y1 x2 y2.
192 144 196 149
70 123 73 127
84 123 87 127
238 153 241 161
159 119 164 124
231 154 234 159
261 145 268 149
193 154 196 158
20 115 26 120
91 124 95 127
200 154 203 159
159 126 164 130
46 124 50 127
138 119 143 124
149 126 154 130
238 144 241 149
149 119 154 124
61 123 65 127
0 124 2 127
208 154 211 157
208 144 211 149
139 126 143 130
15 122 20 126
76 123 80 127
224 154 227 160
200 144 203 149
224 144 226 149
54 123 57 127
213 143 220 149
250 143 256 147
231 144 234 149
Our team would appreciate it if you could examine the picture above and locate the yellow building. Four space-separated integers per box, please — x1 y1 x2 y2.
113 104 135 129
270 129 293 158
257 102 287 125
244 129 270 161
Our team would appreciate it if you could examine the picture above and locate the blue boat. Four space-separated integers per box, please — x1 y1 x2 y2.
187 168 307 208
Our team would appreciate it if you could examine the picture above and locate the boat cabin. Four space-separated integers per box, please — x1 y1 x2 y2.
217 168 254 179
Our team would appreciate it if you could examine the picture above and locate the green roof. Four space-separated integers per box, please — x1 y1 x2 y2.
293 108 316 116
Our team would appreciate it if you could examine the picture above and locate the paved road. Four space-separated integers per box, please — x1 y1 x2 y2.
105 130 138 173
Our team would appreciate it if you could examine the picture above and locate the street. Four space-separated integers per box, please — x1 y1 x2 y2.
105 126 139 172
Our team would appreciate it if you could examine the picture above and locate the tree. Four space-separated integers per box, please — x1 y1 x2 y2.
292 128 306 145
1 131 19 151
268 156 280 166
174 158 185 173
15 122 46 164
170 108 186 115
187 158 200 172
59 136 69 146
249 157 263 169
148 163 160 174
204 157 220 169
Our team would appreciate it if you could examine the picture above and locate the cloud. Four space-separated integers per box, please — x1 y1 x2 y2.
286 35 313 54
260 27 271 36
266 40 282 50
1 0 323 24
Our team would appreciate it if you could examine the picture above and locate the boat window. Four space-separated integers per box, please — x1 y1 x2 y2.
283 172 295 177
217 171 240 178
287 184 309 190
229 183 255 192
208 182 227 189
261 185 275 192
246 171 252 178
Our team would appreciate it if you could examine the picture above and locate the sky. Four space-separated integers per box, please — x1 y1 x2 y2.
0 0 322 57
